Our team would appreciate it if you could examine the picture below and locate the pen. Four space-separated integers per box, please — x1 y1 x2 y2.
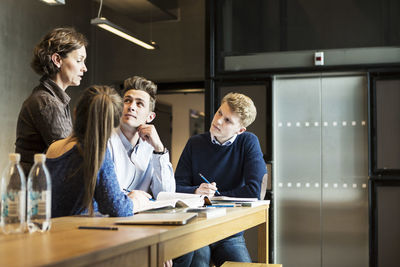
78 226 118 231
198 173 221 195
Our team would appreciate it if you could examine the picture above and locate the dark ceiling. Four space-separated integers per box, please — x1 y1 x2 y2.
97 0 178 23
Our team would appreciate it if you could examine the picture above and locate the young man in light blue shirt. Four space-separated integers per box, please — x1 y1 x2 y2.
107 76 175 204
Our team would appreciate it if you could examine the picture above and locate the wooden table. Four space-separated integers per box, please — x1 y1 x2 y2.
0 205 269 267
222 262 282 267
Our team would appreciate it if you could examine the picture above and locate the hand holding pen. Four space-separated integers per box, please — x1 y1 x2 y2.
126 190 153 213
195 173 221 196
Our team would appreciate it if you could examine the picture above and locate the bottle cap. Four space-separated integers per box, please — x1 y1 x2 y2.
9 153 21 162
34 153 46 163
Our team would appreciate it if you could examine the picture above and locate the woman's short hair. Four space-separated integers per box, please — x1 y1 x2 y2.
31 27 88 77
221 92 257 127
123 76 157 112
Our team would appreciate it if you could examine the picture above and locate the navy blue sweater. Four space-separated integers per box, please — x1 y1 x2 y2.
175 132 266 198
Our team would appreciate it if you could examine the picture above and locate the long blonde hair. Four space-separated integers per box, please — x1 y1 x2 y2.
73 85 122 215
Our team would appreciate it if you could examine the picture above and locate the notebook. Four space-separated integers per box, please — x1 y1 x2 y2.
115 213 198 225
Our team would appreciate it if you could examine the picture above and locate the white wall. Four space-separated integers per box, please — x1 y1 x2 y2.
157 93 204 170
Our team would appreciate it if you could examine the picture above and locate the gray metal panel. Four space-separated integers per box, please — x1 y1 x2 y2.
321 76 368 179
273 73 368 267
225 47 400 71
321 76 369 267
274 77 322 181
274 76 322 267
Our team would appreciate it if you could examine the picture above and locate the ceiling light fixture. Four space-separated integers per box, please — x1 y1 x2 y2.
91 17 156 50
39 0 65 5
91 0 156 50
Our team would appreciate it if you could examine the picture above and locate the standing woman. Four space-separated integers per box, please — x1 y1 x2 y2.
15 27 88 175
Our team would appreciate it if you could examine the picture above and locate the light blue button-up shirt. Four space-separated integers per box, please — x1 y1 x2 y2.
107 128 175 198
210 133 237 146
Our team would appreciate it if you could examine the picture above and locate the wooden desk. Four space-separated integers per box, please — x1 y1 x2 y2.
0 205 269 267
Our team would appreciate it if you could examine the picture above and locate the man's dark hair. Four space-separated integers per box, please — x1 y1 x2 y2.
123 76 157 111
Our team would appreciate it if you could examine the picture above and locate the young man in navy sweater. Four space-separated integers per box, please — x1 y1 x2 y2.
173 92 267 267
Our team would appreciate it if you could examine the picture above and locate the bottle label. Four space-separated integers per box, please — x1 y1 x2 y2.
2 191 23 218
28 191 49 216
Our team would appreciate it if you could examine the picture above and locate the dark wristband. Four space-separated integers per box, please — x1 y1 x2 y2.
153 147 167 155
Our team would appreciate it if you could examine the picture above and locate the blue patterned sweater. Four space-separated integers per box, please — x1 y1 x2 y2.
47 146 134 218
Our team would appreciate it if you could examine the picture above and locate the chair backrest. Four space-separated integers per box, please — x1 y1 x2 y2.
260 172 268 200
260 163 272 200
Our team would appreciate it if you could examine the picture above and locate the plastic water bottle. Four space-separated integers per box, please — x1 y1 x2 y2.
0 153 26 234
27 154 51 233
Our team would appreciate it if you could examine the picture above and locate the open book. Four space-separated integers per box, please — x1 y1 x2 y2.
136 192 210 213
135 192 267 213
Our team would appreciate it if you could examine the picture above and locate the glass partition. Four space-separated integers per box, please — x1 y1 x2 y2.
215 0 400 72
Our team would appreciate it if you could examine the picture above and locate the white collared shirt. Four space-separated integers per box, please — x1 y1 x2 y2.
210 132 237 146
107 128 175 198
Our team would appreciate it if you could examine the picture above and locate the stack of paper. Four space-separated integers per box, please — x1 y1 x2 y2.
185 207 227 219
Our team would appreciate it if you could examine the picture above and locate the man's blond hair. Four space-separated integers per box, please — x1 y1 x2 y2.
222 92 257 127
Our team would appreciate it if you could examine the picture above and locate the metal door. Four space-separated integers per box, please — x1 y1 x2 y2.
273 73 368 267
